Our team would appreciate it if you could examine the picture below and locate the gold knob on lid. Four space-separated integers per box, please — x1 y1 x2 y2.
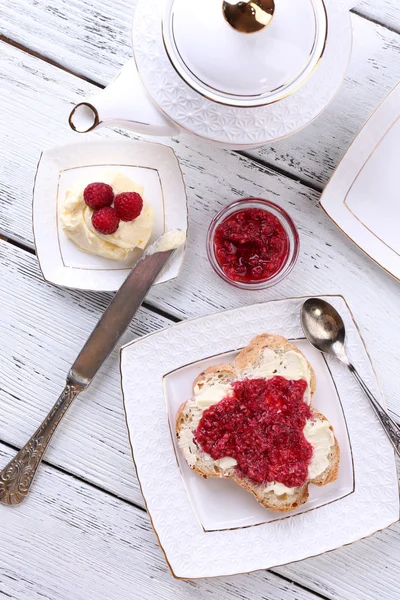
223 0 275 34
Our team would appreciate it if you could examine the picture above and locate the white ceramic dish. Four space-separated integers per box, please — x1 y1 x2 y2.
120 295 399 579
33 140 187 291
321 82 400 281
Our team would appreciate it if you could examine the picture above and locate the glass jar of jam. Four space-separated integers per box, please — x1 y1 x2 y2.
207 198 300 289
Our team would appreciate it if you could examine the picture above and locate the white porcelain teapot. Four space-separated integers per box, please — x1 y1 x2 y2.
69 0 357 149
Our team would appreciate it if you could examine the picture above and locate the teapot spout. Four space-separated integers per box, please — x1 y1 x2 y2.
69 59 181 137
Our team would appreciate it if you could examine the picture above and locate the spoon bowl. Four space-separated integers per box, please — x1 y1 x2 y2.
301 298 347 361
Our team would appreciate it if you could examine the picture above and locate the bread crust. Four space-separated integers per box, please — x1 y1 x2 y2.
234 334 317 397
192 364 236 395
176 334 339 512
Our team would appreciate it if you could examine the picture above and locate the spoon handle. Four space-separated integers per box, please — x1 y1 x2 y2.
349 365 400 456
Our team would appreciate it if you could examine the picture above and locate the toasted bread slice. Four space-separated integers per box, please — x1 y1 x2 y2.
176 334 339 513
234 334 317 397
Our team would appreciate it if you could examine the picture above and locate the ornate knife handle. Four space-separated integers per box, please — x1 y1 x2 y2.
0 382 81 506
349 365 400 457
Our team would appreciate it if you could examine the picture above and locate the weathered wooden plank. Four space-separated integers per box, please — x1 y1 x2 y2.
356 0 400 32
276 521 400 600
0 41 400 427
1 3 400 188
0 444 322 600
0 238 171 506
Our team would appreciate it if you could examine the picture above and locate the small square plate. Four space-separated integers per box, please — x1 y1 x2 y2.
163 340 354 533
321 82 400 281
120 296 399 579
33 140 187 291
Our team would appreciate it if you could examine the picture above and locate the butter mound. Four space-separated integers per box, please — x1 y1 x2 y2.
60 171 153 261
146 229 186 254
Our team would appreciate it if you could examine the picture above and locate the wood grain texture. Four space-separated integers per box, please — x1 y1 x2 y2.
275 522 400 600
1 41 400 427
1 2 400 188
0 238 171 506
356 0 400 32
0 444 322 600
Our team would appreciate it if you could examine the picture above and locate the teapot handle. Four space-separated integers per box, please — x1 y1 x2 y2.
69 59 181 137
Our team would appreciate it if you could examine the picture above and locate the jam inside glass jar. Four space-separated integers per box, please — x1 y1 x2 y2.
213 207 289 283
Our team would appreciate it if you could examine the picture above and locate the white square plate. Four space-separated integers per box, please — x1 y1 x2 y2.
164 340 354 533
321 82 400 281
33 140 187 291
120 296 399 579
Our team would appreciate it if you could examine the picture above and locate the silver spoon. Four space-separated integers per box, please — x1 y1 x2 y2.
301 298 400 457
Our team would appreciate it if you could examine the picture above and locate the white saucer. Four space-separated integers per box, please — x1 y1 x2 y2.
33 140 188 291
321 82 400 281
120 296 398 579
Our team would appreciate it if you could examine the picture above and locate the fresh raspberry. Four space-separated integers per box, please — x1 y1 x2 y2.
84 182 114 209
114 192 143 222
91 207 120 235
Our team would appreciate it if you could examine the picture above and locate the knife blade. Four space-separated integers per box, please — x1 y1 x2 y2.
69 244 176 388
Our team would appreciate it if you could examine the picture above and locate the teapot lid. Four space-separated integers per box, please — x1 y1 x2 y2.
163 0 327 107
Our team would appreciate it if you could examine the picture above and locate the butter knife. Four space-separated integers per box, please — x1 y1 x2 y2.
0 231 184 505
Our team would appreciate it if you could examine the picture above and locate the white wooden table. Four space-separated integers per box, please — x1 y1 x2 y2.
1 2 400 599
